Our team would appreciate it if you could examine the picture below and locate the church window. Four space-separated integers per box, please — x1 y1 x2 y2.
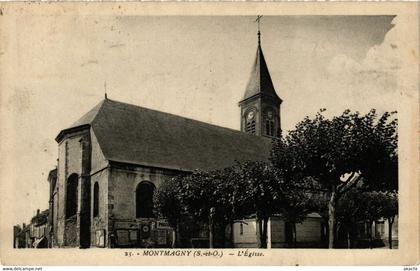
136 181 155 218
265 119 274 136
93 182 99 217
245 110 256 135
246 120 256 134
240 223 244 235
264 109 275 137
66 174 78 218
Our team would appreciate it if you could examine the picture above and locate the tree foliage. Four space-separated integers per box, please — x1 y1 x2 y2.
229 161 283 248
337 189 398 248
154 175 184 228
271 109 398 248
156 109 398 249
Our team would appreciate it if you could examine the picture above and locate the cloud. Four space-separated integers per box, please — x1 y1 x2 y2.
325 16 406 114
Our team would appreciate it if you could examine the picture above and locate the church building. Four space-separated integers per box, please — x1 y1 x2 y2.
47 29 323 248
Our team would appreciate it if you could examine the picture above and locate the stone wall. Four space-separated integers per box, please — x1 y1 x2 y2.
108 164 179 221
52 189 59 246
64 216 77 246
90 169 109 247
106 163 181 247
56 127 91 247
90 129 108 173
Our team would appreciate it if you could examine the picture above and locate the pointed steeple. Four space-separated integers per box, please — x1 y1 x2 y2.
242 38 281 102
239 24 282 138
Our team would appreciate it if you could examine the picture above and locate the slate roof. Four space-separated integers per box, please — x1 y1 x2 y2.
31 209 49 226
242 44 281 103
57 99 273 172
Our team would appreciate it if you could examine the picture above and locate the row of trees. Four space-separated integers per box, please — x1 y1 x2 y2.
154 109 398 248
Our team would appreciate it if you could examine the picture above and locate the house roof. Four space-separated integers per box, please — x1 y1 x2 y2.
242 44 281 103
31 209 49 226
57 99 273 172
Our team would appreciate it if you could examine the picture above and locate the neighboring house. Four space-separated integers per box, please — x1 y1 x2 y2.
339 217 399 248
13 225 25 248
30 209 49 248
375 216 398 248
14 223 31 248
233 214 324 248
14 210 50 249
23 224 31 248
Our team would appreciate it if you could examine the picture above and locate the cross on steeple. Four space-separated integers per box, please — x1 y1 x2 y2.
255 15 263 45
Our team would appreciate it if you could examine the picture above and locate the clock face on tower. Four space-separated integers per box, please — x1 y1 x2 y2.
247 111 255 121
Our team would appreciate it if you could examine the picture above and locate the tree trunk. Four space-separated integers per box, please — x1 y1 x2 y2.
229 220 234 248
172 224 178 248
328 188 338 248
257 217 263 248
262 217 268 248
335 222 341 246
368 220 373 249
218 223 227 248
256 215 268 248
209 208 215 248
292 223 297 248
322 221 329 247
350 223 355 248
209 221 214 248
388 217 394 249
347 229 351 249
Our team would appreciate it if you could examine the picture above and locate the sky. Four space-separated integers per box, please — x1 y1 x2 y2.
1 15 406 226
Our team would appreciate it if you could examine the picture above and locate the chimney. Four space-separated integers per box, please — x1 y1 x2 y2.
37 209 40 216
22 223 26 229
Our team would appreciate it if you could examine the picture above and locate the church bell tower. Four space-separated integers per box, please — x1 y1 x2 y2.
239 21 282 138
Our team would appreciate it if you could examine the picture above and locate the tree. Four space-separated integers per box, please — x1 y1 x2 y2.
156 167 250 248
207 167 244 247
231 161 282 248
378 191 398 249
154 175 184 247
270 139 326 246
165 169 239 247
272 155 317 245
174 163 284 249
336 189 399 249
271 109 398 248
280 185 317 247
180 170 221 247
348 190 398 249
337 189 384 248
336 187 365 248
361 191 388 248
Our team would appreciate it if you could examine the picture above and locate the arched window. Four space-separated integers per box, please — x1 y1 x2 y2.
265 119 274 136
66 174 78 218
136 182 155 218
93 182 99 217
245 109 256 135
264 108 275 137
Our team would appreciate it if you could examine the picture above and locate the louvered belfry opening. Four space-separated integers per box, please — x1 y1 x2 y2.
246 119 256 135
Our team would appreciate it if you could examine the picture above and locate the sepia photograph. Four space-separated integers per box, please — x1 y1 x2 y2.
0 2 418 266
